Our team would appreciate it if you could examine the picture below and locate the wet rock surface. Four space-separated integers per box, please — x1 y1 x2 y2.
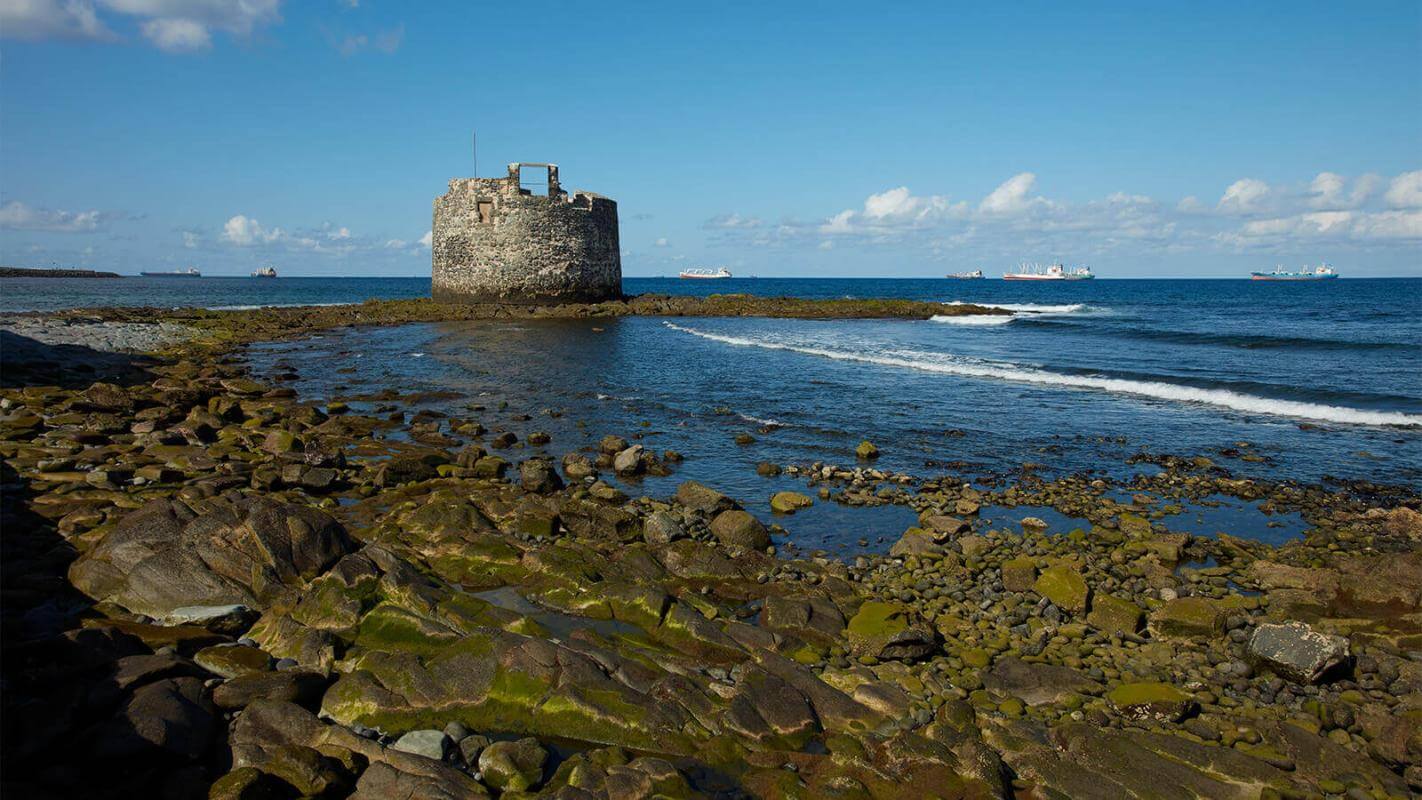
0 307 1419 799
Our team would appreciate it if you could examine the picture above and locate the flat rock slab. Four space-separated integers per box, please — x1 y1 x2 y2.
1247 621 1350 684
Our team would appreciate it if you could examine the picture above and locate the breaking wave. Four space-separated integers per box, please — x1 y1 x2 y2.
663 322 1422 427
930 315 1015 326
944 301 1090 314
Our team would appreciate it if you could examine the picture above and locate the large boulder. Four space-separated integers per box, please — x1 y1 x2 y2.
709 509 770 550
845 601 937 662
69 496 352 618
1246 621 1350 684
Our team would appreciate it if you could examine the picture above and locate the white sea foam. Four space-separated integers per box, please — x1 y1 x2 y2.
738 412 787 426
944 301 1088 314
663 322 1422 427
205 301 356 311
930 314 1015 326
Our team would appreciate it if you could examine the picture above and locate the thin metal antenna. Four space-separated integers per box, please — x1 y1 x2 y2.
472 130 478 178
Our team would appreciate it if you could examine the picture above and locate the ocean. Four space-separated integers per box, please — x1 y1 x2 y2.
4 274 1420 553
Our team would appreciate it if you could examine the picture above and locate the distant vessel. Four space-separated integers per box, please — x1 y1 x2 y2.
1250 263 1339 281
680 267 732 279
947 269 984 279
140 267 201 278
252 265 277 278
1003 261 1093 281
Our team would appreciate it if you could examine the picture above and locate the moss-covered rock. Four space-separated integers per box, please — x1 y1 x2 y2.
1106 682 1195 722
1150 596 1225 638
1033 564 1089 613
1086 593 1143 635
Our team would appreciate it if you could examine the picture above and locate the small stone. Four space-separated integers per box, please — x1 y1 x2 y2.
855 440 880 460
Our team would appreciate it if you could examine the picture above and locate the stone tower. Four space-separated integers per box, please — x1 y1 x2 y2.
431 162 622 304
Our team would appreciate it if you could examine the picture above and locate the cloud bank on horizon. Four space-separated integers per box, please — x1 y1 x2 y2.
1 1 1419 277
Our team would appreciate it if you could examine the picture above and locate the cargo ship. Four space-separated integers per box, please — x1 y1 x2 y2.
946 269 984 279
139 267 201 278
1002 262 1093 281
1250 263 1338 281
679 267 732 279
252 265 277 278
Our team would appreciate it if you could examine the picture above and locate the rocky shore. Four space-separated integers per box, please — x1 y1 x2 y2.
1 303 1420 799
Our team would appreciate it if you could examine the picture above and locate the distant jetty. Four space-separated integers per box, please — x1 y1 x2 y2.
0 266 120 278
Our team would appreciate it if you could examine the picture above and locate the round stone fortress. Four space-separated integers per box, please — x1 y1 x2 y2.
431 162 622 304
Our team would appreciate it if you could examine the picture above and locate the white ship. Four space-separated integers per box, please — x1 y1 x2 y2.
251 265 277 278
679 267 732 279
946 269 984 279
1002 261 1094 281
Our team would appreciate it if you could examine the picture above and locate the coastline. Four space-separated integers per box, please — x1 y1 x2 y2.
1 296 1419 798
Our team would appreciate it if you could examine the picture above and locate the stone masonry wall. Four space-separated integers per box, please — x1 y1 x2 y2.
432 163 621 304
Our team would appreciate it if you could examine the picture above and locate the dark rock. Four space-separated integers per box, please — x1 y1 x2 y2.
675 480 735 515
1247 621 1351 684
212 670 328 710
519 458 564 494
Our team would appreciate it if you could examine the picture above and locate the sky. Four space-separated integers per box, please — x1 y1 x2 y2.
1 1 1419 278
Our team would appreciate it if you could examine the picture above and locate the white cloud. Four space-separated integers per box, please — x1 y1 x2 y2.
0 200 104 232
1217 178 1271 213
1 0 283 52
1384 170 1422 208
182 230 200 248
220 214 282 245
864 186 921 219
140 16 207 50
704 213 763 230
1308 171 1379 209
979 172 1043 215
0 0 115 40
418 230 432 248
653 237 669 248
334 23 402 56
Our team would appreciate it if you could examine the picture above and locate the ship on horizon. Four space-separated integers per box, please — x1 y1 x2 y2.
139 267 201 278
252 265 277 278
946 269 984 279
1002 261 1093 281
1250 263 1339 281
680 267 732 279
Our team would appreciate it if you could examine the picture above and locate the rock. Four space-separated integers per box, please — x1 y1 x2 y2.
518 458 564 493
983 657 1101 706
478 737 547 793
1246 621 1350 684
709 509 771 550
889 528 943 557
846 601 936 661
675 480 735 515
391 729 451 761
1001 558 1038 592
373 454 443 487
1086 594 1144 635
68 496 352 618
1020 516 1048 532
491 431 518 448
194 644 270 678
1034 564 1089 613
1106 682 1195 722
770 491 813 514
642 511 686 546
161 604 258 635
958 534 991 560
922 515 969 535
855 440 880 460
599 434 629 455
93 676 216 760
1384 506 1422 539
1150 597 1226 638
613 445 644 476
562 452 597 480
80 381 134 412
212 671 328 710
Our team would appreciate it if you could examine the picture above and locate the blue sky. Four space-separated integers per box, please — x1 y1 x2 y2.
1 1 1419 277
